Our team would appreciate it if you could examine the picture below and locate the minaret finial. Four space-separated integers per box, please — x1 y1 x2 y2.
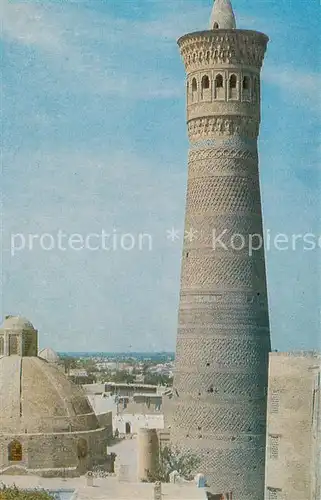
210 0 236 30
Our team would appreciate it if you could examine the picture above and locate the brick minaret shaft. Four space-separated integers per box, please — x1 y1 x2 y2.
170 1 271 498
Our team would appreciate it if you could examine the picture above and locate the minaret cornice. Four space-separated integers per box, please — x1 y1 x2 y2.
178 30 268 72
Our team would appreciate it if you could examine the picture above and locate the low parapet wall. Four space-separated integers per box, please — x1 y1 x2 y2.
96 411 113 435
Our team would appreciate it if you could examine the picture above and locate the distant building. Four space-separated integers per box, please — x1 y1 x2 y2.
265 351 321 500
132 393 162 411
83 382 106 395
113 414 164 436
135 373 145 383
87 389 165 437
105 382 158 397
69 368 93 385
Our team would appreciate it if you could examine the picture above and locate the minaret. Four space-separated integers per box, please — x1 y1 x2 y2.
170 1 271 498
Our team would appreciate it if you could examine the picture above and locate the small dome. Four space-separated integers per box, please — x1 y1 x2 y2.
0 356 99 434
1 315 35 331
210 0 236 30
38 347 59 364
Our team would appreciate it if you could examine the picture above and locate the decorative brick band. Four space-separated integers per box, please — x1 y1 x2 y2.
188 116 259 142
189 136 257 155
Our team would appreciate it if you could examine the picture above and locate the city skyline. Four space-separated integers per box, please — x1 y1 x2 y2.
2 0 320 352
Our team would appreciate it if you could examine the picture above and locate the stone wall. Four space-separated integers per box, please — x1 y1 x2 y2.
265 352 321 500
0 427 109 477
96 411 113 437
124 400 162 415
113 414 164 435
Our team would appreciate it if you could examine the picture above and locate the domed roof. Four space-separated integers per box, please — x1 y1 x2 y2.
210 0 236 30
38 347 59 363
0 356 100 434
0 315 35 331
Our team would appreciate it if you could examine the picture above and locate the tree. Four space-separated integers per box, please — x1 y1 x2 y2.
80 358 98 374
110 370 135 384
0 485 55 499
142 363 149 375
59 356 78 374
144 373 173 386
146 445 200 483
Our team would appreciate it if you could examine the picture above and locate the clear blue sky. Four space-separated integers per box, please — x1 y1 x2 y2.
2 0 320 352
